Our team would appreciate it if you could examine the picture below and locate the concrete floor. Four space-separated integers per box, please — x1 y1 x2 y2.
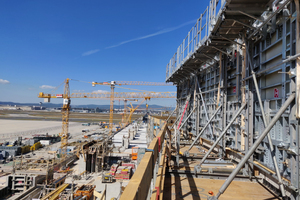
0 119 83 142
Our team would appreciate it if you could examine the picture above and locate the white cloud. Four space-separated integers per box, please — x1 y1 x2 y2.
106 19 197 49
82 49 100 56
0 79 10 84
39 85 55 89
93 90 109 93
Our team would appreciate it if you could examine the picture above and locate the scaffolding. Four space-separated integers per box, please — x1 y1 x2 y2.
164 0 300 199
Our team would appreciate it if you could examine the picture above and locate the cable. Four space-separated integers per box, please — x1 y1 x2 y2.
70 79 92 84
115 85 155 92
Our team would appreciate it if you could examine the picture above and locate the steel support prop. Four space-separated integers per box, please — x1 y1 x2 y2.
178 105 198 130
170 115 181 130
166 106 177 122
196 76 214 137
212 93 295 199
195 103 247 173
177 95 191 129
185 105 222 154
247 46 286 197
172 95 191 132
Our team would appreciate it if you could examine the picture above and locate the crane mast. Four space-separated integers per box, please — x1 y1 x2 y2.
39 79 176 160
109 81 115 135
61 78 70 160
91 81 173 134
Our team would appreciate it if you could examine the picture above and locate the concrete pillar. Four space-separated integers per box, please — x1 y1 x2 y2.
122 137 129 149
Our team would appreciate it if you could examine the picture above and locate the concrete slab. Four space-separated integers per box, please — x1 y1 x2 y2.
112 123 148 148
0 119 101 142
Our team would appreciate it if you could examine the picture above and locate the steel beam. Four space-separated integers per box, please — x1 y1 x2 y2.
233 19 257 30
225 10 272 26
185 105 222 153
217 35 245 47
196 76 214 138
195 103 247 173
200 53 219 62
166 106 177 122
247 0 291 39
178 105 198 130
247 45 286 197
213 93 295 199
209 46 231 56
242 52 300 82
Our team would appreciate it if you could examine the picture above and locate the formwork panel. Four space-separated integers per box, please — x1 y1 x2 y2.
167 0 299 198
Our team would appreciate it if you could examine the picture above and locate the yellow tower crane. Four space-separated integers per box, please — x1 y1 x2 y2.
91 81 173 133
123 99 138 123
39 78 70 160
125 97 150 124
39 78 176 158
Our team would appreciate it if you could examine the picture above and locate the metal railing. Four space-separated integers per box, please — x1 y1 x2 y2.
166 0 226 81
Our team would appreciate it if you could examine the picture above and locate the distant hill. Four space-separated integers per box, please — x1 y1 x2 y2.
0 101 174 110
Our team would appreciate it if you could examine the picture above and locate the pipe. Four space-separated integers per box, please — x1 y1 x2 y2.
196 103 247 171
247 46 286 197
166 106 177 122
177 96 190 129
187 105 222 152
215 93 295 199
196 76 214 137
248 0 291 39
170 114 181 130
178 105 198 130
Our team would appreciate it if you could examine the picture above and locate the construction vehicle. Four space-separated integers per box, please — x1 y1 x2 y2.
132 147 139 160
122 99 138 124
125 98 149 124
102 172 113 183
74 184 95 200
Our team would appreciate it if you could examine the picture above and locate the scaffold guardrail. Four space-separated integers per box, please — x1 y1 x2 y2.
166 0 226 81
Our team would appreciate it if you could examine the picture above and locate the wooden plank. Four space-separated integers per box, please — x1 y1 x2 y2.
167 127 172 166
120 152 153 200
226 148 290 183
151 141 167 200
163 176 279 200
120 122 168 200
151 167 164 200
137 152 153 200
160 154 167 200
148 138 158 163
253 161 290 183
94 189 105 200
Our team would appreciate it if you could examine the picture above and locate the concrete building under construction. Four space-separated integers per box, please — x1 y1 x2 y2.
120 0 300 199
1 0 300 199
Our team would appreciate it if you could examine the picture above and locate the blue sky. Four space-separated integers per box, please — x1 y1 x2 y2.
0 0 207 107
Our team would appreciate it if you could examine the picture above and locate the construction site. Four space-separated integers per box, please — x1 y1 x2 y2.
0 0 300 199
